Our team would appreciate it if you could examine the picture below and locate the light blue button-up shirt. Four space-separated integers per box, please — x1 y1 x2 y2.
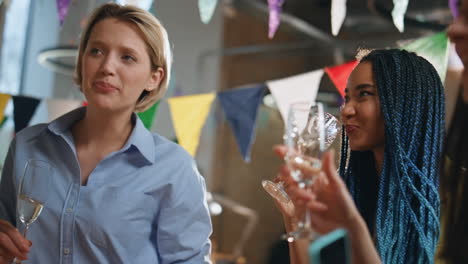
0 107 212 263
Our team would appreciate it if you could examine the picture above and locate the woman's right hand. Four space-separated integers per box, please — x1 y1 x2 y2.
0 220 31 263
289 150 363 234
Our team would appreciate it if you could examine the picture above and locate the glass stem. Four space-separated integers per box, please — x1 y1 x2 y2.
22 224 29 239
12 225 30 264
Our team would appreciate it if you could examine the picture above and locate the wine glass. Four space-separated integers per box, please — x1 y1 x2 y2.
262 103 340 206
13 159 53 264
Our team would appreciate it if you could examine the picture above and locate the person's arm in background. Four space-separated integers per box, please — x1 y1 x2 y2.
0 141 31 263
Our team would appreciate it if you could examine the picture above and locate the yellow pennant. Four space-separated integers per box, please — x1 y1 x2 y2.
168 93 215 156
0 93 11 124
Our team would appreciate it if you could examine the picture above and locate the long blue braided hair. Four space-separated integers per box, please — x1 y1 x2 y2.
338 49 445 263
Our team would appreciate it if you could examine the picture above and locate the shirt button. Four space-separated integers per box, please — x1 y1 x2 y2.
64 248 71 255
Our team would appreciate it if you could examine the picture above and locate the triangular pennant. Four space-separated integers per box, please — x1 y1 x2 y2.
449 0 459 18
46 99 82 122
137 101 160 129
331 0 347 36
392 0 409 32
218 84 266 162
168 93 215 156
325 60 358 97
57 0 72 25
12 96 41 133
267 69 324 124
198 0 218 24
401 31 450 81
0 116 8 129
0 93 11 126
116 0 154 10
268 0 285 39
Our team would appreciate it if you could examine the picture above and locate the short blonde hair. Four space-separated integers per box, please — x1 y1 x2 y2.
74 3 172 112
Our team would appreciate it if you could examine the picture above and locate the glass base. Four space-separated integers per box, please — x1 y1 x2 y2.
282 227 318 243
261 180 291 204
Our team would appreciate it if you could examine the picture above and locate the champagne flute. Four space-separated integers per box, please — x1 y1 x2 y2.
262 104 340 205
13 159 53 264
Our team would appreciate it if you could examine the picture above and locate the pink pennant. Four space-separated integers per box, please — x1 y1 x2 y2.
449 0 459 18
57 0 72 25
268 0 285 39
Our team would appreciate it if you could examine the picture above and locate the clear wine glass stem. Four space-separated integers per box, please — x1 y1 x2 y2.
12 225 29 264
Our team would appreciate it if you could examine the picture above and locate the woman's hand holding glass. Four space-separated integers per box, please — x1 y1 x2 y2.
0 159 53 264
0 220 31 263
283 150 364 235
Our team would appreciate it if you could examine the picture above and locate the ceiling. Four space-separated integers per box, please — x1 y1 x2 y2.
232 0 453 56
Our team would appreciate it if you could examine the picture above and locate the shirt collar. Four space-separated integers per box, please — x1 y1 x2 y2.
47 107 155 164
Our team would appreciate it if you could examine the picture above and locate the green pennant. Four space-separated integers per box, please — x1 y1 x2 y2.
0 116 8 129
401 31 449 81
137 102 160 130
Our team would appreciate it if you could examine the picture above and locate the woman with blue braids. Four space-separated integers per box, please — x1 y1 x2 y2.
274 48 445 264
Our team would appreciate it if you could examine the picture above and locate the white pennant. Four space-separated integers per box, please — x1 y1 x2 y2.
331 0 346 36
115 0 154 11
46 99 82 122
392 0 408 32
198 0 218 24
266 69 324 124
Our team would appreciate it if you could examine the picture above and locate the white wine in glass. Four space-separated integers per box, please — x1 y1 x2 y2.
13 159 53 264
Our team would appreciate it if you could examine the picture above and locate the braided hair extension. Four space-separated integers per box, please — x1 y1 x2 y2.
339 49 445 263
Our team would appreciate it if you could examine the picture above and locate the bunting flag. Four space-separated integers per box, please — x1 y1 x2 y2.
116 0 154 10
331 0 347 36
0 116 8 129
325 60 358 97
46 99 82 122
168 93 215 156
268 0 285 39
198 0 218 24
12 96 41 133
0 93 11 126
137 101 160 129
218 85 266 162
267 69 324 124
57 0 72 25
449 0 459 18
392 0 409 32
401 31 450 81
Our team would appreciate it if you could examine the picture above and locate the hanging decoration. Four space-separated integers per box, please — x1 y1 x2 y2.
268 0 285 39
267 69 324 124
115 0 154 11
137 101 160 129
46 98 82 122
168 93 215 156
218 84 266 162
449 0 459 18
392 0 409 32
0 94 11 126
12 96 40 133
401 31 450 81
325 60 359 97
331 0 347 36
198 0 218 24
57 0 72 25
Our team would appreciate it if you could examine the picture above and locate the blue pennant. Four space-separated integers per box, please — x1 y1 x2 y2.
13 95 41 133
218 84 266 162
